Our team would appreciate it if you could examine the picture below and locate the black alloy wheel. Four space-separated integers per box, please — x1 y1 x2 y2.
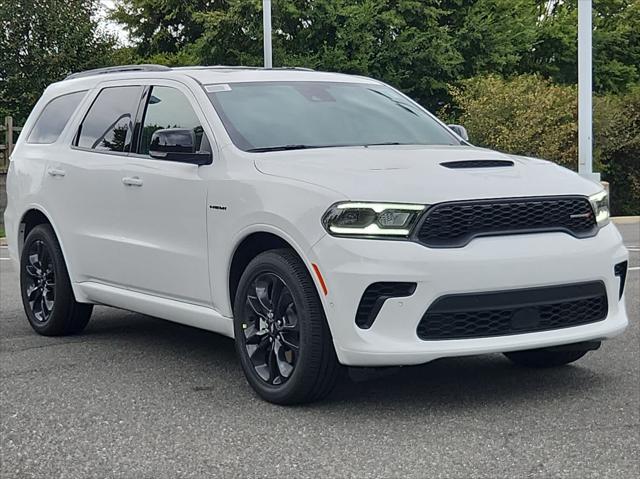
243 272 301 385
23 239 56 323
20 224 93 336
233 249 339 404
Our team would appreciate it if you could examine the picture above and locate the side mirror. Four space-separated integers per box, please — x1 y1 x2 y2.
448 124 469 141
149 128 211 165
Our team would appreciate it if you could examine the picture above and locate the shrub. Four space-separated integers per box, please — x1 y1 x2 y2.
443 74 639 215
594 86 640 216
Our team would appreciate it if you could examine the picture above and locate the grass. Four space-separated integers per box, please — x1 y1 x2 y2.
0 226 5 238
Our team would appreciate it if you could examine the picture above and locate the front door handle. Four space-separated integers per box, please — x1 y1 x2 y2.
122 176 143 187
47 168 66 177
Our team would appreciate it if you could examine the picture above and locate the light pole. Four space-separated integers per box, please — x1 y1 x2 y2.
263 0 273 68
578 0 599 181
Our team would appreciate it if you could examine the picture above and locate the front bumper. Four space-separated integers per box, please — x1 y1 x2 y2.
310 223 629 366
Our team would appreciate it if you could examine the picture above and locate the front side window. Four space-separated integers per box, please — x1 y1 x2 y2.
137 86 208 155
27 91 87 144
76 86 142 152
206 81 460 152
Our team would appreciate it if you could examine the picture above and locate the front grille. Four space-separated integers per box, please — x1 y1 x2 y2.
415 196 597 248
356 282 416 329
417 282 608 340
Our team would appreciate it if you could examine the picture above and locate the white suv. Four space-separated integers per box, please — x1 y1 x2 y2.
4 65 629 404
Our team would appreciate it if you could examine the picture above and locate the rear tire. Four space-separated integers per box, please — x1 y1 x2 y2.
20 224 93 336
504 348 589 368
233 249 339 405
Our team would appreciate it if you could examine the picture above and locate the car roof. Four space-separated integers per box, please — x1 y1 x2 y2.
180 67 379 85
52 65 379 95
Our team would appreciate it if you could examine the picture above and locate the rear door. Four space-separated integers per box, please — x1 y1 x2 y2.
115 82 213 306
43 84 145 286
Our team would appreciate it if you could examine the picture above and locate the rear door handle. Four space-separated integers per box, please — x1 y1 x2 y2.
47 168 66 177
122 176 143 187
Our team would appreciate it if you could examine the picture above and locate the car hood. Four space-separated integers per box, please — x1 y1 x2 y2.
253 145 602 203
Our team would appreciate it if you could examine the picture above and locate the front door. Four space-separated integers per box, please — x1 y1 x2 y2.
116 83 213 306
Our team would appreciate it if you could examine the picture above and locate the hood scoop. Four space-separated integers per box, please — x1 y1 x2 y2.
441 159 514 169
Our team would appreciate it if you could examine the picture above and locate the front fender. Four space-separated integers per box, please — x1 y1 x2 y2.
206 174 344 316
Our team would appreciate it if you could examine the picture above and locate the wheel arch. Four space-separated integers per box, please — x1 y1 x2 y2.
227 229 325 314
17 205 87 301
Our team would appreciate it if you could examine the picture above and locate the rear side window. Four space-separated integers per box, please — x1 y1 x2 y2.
75 86 142 153
27 91 86 144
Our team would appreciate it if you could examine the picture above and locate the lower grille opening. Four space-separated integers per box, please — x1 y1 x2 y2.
614 261 628 299
417 282 608 340
356 282 416 329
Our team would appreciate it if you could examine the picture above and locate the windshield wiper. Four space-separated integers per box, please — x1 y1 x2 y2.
247 144 328 152
248 142 409 152
363 142 402 147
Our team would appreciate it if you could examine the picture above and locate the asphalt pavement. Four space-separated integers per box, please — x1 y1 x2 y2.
1 223 638 478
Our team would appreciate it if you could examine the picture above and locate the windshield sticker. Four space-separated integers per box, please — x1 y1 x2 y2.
205 84 232 93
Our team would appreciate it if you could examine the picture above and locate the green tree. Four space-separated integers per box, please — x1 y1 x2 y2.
110 0 640 98
525 0 640 93
110 0 216 57
112 0 465 108
0 0 116 123
439 0 539 77
196 1 464 106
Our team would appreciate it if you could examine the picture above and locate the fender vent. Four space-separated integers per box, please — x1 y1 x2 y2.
441 160 514 169
356 282 417 329
614 261 628 299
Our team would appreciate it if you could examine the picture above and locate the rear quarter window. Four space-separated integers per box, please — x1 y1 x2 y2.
27 91 87 144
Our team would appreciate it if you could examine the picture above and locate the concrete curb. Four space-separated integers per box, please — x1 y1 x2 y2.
612 216 640 224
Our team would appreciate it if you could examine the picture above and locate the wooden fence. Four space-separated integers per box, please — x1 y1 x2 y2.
0 116 22 173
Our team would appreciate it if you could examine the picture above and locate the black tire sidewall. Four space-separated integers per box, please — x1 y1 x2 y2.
20 225 74 335
233 250 329 403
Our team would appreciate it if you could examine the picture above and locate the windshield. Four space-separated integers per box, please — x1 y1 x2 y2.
206 81 460 152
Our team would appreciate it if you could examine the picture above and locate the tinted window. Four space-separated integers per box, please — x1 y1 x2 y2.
76 86 141 152
207 82 459 152
137 86 208 155
27 91 86 144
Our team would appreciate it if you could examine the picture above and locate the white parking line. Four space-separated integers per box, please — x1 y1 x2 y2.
0 258 10 261
629 266 639 271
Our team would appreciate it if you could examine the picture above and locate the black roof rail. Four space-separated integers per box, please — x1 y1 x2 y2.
173 65 316 72
65 64 171 80
273 66 316 72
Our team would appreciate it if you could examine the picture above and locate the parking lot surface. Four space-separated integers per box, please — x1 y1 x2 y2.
1 223 638 478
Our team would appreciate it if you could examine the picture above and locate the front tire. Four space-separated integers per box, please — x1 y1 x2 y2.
233 249 339 405
20 224 93 336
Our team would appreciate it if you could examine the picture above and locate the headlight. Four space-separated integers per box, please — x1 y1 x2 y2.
322 202 425 237
589 190 610 227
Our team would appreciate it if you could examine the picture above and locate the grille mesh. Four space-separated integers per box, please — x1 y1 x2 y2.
417 282 608 340
416 197 597 248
